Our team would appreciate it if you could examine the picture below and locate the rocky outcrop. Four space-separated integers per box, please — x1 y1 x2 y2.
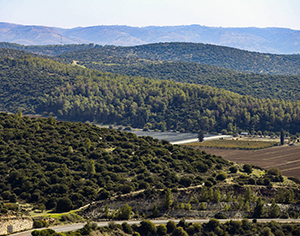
0 217 33 235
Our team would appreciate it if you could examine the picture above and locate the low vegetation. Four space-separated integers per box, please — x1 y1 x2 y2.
185 139 278 150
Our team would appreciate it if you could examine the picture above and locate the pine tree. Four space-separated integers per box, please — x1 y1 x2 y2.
280 129 285 145
253 197 264 218
165 188 173 209
244 186 252 202
269 200 280 218
152 203 159 217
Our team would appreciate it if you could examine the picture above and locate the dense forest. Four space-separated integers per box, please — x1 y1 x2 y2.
2 41 300 75
55 49 300 101
0 112 229 211
1 53 300 134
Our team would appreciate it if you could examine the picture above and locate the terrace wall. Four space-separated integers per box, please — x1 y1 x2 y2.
0 217 33 235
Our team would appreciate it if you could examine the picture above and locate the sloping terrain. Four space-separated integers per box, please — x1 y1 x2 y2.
1 51 300 134
0 112 228 211
54 47 300 101
2 41 300 75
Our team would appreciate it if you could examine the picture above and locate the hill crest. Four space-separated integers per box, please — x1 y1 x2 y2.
1 22 300 54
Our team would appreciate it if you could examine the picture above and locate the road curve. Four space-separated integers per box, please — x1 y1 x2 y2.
9 218 300 236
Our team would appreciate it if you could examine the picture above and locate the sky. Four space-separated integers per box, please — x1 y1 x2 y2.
0 0 300 30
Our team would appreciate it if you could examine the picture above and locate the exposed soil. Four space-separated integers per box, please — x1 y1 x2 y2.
198 145 300 178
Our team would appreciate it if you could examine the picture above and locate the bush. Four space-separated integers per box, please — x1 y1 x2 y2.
243 164 252 174
56 197 73 212
122 222 133 234
33 220 48 228
216 173 227 181
229 166 238 173
214 212 228 219
157 224 167 236
167 220 176 234
268 167 282 176
204 181 213 187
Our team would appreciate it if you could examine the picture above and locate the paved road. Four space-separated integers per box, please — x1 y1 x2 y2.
9 218 300 236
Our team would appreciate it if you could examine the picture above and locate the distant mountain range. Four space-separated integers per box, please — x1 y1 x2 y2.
1 22 300 54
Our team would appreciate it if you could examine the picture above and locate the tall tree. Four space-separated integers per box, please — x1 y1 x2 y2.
198 130 204 142
165 188 173 209
280 129 285 145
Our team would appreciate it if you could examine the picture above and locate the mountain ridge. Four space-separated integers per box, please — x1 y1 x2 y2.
1 22 300 54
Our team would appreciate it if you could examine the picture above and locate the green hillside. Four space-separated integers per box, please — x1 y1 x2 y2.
55 49 300 101
0 42 95 56
1 113 299 214
100 42 300 75
1 52 300 134
1 42 300 76
0 112 229 211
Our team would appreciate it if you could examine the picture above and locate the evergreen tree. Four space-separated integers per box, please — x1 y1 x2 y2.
165 188 173 209
280 129 285 145
253 197 264 218
269 200 280 218
213 188 221 203
198 130 204 142
244 186 252 202
152 203 159 217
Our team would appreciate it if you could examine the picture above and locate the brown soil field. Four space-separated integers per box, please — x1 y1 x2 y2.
197 145 300 179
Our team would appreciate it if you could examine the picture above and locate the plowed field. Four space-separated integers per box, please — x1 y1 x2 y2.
197 145 300 179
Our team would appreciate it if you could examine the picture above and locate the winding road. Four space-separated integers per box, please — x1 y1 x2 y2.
9 219 300 236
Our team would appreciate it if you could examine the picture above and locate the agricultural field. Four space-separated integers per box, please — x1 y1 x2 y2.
184 139 278 150
197 145 300 179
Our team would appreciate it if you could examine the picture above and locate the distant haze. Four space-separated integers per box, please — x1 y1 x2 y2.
1 22 300 54
1 0 300 30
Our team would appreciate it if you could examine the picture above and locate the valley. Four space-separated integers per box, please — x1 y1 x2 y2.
1 39 300 236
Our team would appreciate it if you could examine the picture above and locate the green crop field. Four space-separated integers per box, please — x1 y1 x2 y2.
184 139 278 150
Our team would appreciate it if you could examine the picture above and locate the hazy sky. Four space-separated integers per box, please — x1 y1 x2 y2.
1 0 300 30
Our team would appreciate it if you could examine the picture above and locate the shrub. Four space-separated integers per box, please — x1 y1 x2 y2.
122 222 133 234
214 212 228 219
167 220 176 234
33 220 48 228
157 224 167 236
243 164 252 174
268 167 282 176
216 173 227 181
56 197 73 212
204 181 213 187
229 166 238 173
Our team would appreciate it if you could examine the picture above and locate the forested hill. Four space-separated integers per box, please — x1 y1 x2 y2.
54 48 300 102
1 52 300 134
0 42 96 56
1 42 300 76
0 112 229 211
81 42 300 76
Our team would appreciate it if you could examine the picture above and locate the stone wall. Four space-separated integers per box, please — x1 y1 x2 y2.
0 217 33 235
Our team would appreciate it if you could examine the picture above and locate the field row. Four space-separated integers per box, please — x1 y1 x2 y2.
197 145 300 179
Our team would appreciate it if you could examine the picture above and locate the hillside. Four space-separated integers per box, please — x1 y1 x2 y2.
2 42 300 75
76 42 300 76
1 22 300 54
54 48 300 101
0 112 228 211
1 52 300 135
1 113 300 218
